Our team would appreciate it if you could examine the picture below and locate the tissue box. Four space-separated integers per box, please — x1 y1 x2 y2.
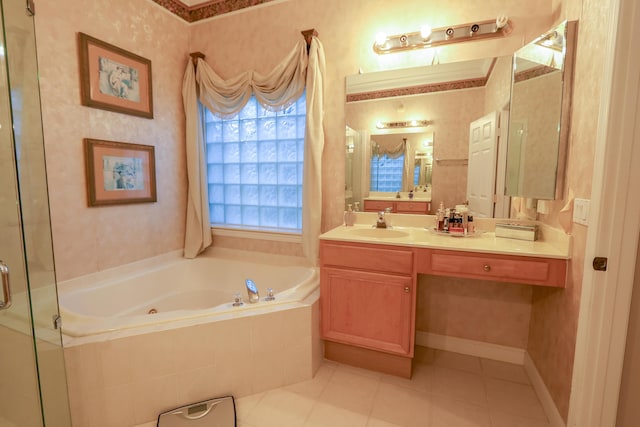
495 223 538 241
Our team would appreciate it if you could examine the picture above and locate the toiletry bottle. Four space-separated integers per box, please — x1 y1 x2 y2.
437 202 445 231
467 215 474 233
443 208 450 232
354 202 360 212
409 189 414 199
344 204 354 226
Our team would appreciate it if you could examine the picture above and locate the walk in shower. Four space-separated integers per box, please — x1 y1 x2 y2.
0 1 71 425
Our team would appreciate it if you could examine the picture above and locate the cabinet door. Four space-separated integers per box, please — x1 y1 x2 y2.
321 267 414 355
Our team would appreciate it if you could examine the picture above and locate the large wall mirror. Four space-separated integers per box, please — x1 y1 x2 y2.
345 57 513 216
506 20 577 200
345 20 577 217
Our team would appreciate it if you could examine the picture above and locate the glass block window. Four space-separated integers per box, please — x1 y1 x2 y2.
204 95 305 232
370 154 404 192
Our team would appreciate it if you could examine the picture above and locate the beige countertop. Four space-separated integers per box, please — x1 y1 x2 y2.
320 213 571 259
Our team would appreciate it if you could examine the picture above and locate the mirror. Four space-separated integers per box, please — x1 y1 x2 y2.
345 56 513 215
506 21 577 200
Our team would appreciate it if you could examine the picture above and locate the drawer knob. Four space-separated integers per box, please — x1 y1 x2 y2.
483 264 491 272
404 286 411 293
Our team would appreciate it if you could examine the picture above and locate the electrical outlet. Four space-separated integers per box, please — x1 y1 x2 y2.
573 198 590 225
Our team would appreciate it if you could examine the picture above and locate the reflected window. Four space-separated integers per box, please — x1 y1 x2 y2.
370 154 404 192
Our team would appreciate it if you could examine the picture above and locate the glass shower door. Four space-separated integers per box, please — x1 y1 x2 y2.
0 31 44 427
0 1 71 426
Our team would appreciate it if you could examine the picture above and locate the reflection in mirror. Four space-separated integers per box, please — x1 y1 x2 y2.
369 132 433 192
345 56 513 216
506 21 577 200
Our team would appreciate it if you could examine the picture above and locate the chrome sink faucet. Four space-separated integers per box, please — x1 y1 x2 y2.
376 208 392 228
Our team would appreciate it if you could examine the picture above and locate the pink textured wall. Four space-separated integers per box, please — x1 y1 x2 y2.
188 0 554 235
31 0 604 421
526 0 612 420
34 1 189 281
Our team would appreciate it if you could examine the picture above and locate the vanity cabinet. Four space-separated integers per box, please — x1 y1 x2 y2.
320 241 416 377
363 199 430 214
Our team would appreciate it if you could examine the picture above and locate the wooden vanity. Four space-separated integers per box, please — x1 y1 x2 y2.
319 221 569 378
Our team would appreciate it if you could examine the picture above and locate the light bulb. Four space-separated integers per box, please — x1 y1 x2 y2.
420 25 432 40
375 32 388 47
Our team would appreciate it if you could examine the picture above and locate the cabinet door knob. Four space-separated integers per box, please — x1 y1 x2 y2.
404 286 411 293
483 264 491 272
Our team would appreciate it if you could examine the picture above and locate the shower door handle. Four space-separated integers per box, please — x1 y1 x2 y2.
0 261 11 310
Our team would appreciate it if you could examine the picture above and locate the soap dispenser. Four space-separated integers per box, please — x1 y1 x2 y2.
344 204 355 226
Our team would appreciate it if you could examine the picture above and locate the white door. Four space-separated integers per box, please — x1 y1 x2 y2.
467 111 499 218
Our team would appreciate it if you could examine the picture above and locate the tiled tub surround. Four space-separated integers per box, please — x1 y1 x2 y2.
60 248 322 427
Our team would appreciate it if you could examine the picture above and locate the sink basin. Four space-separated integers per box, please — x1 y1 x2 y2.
347 228 410 239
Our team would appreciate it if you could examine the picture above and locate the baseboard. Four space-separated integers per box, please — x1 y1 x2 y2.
415 331 526 365
524 352 566 427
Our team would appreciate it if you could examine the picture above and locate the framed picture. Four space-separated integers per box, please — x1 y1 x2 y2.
84 138 157 206
78 32 153 118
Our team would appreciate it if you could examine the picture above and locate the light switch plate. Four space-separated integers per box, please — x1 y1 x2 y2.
573 198 590 225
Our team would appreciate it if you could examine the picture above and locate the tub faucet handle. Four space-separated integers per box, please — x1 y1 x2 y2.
232 292 244 307
264 287 275 301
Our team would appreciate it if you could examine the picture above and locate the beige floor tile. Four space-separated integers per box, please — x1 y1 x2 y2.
318 368 381 415
235 392 266 421
485 378 548 422
491 410 552 427
285 363 336 399
380 361 431 393
429 350 483 373
335 361 384 380
480 359 530 384
304 401 369 427
245 389 315 427
430 366 488 406
370 382 431 426
366 418 403 427
426 394 492 427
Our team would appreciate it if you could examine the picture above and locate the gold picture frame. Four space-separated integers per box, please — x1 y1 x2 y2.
78 32 153 118
84 138 157 206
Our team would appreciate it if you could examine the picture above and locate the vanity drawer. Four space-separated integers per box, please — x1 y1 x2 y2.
395 201 429 214
320 241 414 275
364 200 395 212
428 250 567 287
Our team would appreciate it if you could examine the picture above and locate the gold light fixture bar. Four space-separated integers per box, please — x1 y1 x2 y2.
373 16 513 55
376 119 431 129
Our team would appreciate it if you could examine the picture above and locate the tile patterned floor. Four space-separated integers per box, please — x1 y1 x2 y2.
233 347 551 427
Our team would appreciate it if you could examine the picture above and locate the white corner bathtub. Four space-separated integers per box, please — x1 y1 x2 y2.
58 247 319 340
59 247 322 426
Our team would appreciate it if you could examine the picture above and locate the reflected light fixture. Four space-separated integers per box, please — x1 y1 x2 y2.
376 119 431 130
373 16 512 55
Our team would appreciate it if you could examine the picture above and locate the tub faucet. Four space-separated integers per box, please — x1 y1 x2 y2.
376 208 392 229
245 279 260 303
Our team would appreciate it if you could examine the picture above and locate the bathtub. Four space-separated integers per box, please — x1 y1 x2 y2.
59 247 322 426
59 247 319 340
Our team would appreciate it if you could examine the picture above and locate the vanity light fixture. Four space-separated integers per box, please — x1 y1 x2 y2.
373 15 512 55
376 119 431 130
